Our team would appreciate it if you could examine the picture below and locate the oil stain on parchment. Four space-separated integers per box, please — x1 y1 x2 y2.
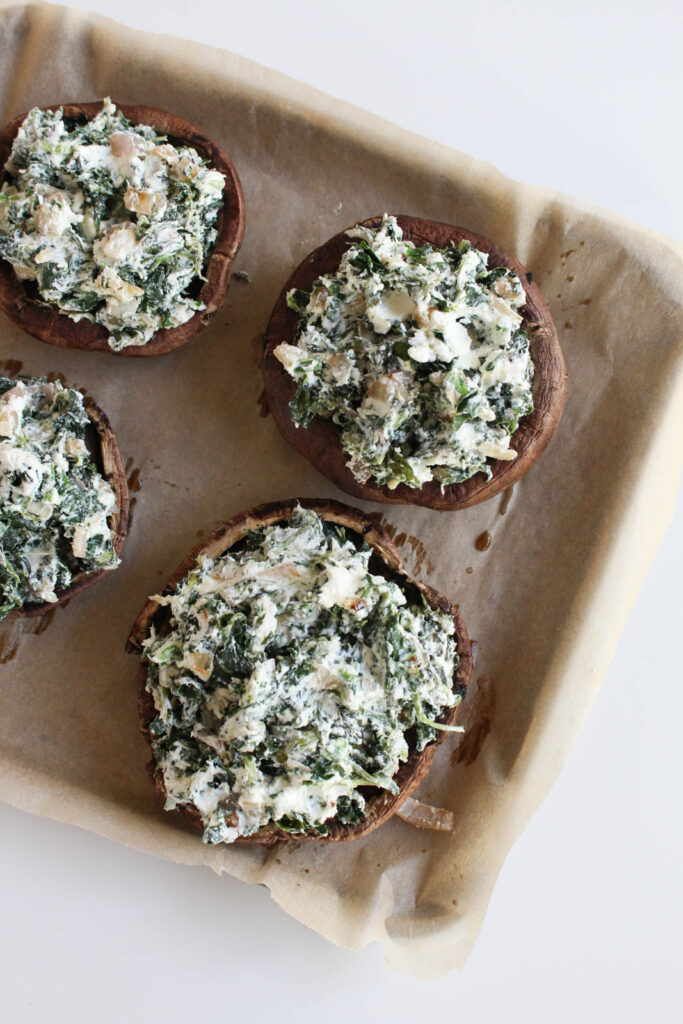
452 676 496 767
372 516 435 577
0 359 24 376
125 456 143 529
475 531 492 552
499 486 514 516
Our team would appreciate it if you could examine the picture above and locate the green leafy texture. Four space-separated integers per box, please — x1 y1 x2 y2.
274 216 534 490
0 100 225 350
0 376 119 618
142 507 458 844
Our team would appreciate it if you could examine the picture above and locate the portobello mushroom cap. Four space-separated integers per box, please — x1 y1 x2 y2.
263 215 567 510
0 101 245 357
4 384 129 620
127 497 472 845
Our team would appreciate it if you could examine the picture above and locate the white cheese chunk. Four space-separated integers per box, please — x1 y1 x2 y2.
366 289 415 334
0 384 28 438
93 223 138 265
274 342 303 376
318 563 365 610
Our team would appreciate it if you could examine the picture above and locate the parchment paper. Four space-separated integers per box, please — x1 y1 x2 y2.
0 1 681 979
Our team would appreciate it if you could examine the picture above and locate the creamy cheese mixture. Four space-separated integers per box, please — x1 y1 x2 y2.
0 100 225 350
142 507 461 844
0 376 119 618
275 215 534 489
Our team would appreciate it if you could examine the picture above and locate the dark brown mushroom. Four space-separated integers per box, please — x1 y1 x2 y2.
263 215 567 510
0 101 245 357
4 386 129 620
127 497 472 845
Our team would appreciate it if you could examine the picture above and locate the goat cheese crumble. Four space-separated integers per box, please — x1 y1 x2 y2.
0 376 119 618
0 100 225 350
142 507 460 843
275 215 534 489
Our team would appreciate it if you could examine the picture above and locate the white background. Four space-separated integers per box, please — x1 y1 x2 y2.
1 2 681 1020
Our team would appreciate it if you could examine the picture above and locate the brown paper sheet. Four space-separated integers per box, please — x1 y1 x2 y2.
0 1 681 979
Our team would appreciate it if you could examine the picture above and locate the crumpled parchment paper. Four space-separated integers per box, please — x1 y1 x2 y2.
0 0 681 978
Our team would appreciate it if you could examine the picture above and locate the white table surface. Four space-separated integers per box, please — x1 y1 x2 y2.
1 2 681 1019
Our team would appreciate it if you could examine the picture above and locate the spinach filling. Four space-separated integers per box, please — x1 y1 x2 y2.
0 376 119 618
142 507 460 843
0 100 225 350
275 215 534 489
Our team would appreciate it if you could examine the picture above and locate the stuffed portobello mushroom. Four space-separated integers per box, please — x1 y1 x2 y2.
0 99 245 355
0 374 128 620
264 215 566 510
128 499 472 845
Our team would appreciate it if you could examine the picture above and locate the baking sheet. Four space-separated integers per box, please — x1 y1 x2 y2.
0 0 681 978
